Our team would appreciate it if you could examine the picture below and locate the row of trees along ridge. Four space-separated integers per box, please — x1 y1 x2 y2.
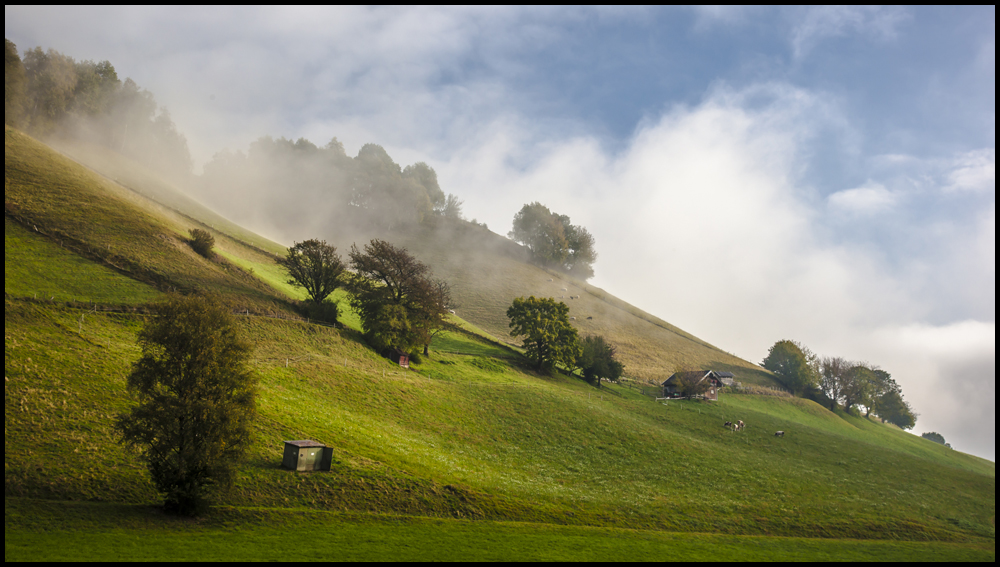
5 39 192 181
761 339 917 429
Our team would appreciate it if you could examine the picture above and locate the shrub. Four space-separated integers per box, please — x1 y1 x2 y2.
188 228 215 258
301 299 339 326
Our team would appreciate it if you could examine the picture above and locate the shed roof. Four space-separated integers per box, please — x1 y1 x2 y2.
284 440 325 448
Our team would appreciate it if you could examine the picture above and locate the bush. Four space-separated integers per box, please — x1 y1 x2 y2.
188 228 215 258
301 299 339 326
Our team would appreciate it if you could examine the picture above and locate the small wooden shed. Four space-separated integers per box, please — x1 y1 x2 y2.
282 440 333 471
392 349 409 368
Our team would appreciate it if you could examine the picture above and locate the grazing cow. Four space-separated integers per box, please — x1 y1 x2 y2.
724 421 733 428
737 420 745 431
774 431 785 437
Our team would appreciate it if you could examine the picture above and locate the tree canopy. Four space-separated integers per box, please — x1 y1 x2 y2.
114 294 256 516
508 202 597 279
507 296 581 372
277 239 346 305
761 340 818 396
347 239 450 355
5 41 191 178
578 335 624 387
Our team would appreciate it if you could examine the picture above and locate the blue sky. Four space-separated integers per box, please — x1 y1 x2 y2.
6 6 995 459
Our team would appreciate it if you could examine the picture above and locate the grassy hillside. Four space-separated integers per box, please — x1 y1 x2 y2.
5 129 994 560
35 133 781 387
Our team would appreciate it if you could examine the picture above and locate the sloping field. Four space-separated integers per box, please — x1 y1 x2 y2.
5 127 292 315
5 129 994 560
42 133 780 387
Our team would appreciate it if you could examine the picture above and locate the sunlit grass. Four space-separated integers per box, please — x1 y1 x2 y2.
5 500 995 562
4 128 995 559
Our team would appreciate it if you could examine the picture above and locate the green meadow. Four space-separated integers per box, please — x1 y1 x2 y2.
5 127 994 560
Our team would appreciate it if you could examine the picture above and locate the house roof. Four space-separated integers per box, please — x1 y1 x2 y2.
662 370 731 386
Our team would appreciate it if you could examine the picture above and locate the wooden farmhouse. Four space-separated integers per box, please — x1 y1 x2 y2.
661 370 730 401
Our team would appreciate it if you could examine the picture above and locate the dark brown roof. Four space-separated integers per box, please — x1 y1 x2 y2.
662 370 732 386
662 371 711 386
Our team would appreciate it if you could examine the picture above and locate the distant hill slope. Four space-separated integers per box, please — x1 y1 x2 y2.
391 222 779 386
40 134 779 386
6 128 291 315
4 127 995 549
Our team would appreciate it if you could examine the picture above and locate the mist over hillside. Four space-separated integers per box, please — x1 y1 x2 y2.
5 7 995 460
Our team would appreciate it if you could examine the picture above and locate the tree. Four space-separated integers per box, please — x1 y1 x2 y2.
761 340 818 396
188 228 215 258
877 389 917 430
507 296 581 372
5 39 27 127
578 335 624 387
277 239 346 305
863 368 897 418
509 202 568 268
509 203 597 279
114 294 256 516
347 239 450 355
819 356 851 411
842 364 877 414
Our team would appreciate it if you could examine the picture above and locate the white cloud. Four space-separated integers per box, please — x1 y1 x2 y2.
946 148 996 193
6 5 993 460
439 80 993 460
828 181 898 214
791 6 910 59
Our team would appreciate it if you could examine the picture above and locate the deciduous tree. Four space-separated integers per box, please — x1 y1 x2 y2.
578 335 624 387
347 239 450 355
761 340 818 396
277 239 346 305
507 296 581 372
115 294 256 516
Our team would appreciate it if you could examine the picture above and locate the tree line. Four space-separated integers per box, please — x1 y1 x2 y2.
200 136 464 237
7 41 602 283
5 39 192 180
761 340 916 429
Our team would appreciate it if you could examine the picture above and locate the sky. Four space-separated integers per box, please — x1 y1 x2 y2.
6 6 995 460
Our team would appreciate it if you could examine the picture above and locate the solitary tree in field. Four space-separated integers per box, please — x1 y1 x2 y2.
347 239 450 355
507 296 581 372
578 335 624 387
278 239 346 304
115 294 257 516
